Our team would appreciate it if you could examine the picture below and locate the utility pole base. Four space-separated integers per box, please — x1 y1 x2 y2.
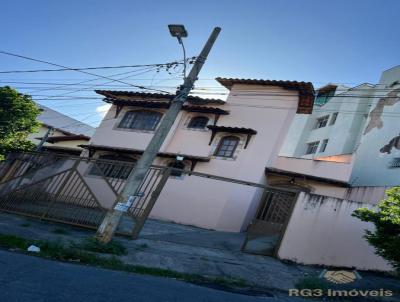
96 210 123 243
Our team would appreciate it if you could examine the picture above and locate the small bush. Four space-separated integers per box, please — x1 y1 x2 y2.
80 237 127 255
353 186 400 272
38 241 70 258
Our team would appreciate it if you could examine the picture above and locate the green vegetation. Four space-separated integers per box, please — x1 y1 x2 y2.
0 234 31 250
0 233 248 289
0 86 41 160
80 237 127 255
353 187 400 273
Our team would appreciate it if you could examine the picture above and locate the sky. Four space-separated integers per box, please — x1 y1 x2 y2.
0 0 399 126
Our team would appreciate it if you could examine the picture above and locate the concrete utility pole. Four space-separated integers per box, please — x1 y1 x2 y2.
96 26 221 243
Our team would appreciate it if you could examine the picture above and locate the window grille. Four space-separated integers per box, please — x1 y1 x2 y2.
119 110 162 131
315 115 329 129
389 158 400 168
89 155 136 179
320 139 328 152
215 136 240 158
187 116 209 129
330 112 338 125
306 141 320 155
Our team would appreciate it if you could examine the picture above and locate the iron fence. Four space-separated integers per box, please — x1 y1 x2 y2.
0 152 168 233
0 152 62 183
0 151 299 248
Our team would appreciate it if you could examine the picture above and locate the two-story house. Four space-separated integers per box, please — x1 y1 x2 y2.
81 78 314 232
28 104 95 155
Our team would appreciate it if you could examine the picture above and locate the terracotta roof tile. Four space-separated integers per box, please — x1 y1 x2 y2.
41 135 91 143
207 125 257 134
95 90 225 105
215 77 315 114
215 77 314 93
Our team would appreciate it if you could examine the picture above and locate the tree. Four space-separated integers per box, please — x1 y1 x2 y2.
0 86 41 159
352 187 400 272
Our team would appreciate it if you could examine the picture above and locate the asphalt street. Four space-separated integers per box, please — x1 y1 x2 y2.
0 250 293 302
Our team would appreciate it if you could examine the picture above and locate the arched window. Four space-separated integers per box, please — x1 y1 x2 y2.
167 160 186 177
119 110 162 131
90 154 136 179
187 116 209 129
214 136 240 158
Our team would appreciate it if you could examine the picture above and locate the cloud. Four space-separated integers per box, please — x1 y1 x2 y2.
96 104 112 118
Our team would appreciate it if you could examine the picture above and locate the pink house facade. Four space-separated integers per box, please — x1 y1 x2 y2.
82 78 314 232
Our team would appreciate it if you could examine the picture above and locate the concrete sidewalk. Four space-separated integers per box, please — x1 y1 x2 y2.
0 212 312 290
0 212 399 298
0 250 284 302
140 219 246 251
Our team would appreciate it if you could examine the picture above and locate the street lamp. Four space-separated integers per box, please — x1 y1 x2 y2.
168 24 188 78
168 24 188 38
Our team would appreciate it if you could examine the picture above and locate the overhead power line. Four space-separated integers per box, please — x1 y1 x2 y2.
2 83 397 94
30 66 162 100
0 50 175 93
2 81 398 94
29 66 160 94
0 62 187 74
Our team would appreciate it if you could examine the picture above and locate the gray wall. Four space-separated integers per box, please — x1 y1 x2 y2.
280 84 373 159
350 66 400 186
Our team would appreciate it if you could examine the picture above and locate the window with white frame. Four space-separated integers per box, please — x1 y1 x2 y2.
320 139 329 152
306 141 320 155
118 110 162 131
214 136 240 158
187 116 209 129
315 115 329 129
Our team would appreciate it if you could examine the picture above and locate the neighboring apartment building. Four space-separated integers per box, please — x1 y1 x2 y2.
27 104 95 155
280 83 374 159
82 78 314 232
350 66 400 187
271 66 400 202
259 69 399 271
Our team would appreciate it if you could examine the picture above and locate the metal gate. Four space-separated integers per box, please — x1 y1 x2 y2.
0 156 107 228
0 152 168 234
241 189 298 256
0 152 60 183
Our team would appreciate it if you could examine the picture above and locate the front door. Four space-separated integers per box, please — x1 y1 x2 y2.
242 190 297 256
